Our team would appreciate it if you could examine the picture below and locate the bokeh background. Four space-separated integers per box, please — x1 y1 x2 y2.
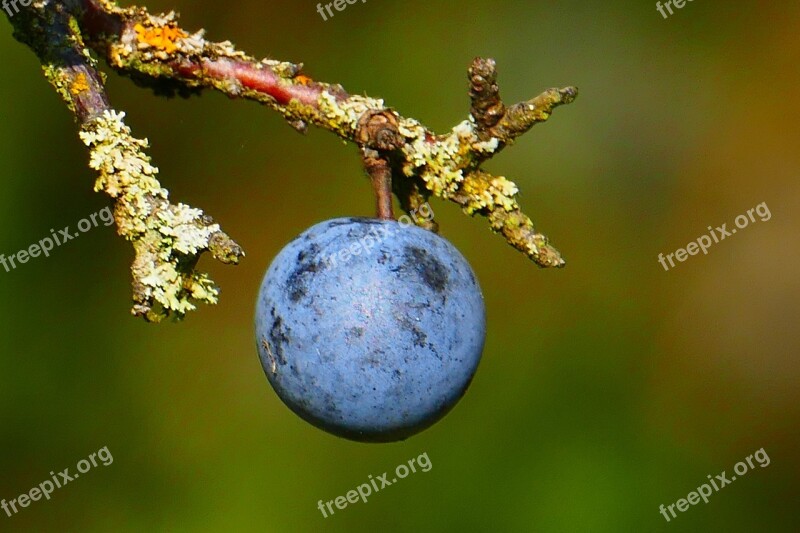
1 0 798 531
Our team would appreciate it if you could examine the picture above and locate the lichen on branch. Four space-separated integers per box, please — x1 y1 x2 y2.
7 0 243 322
6 0 578 321
80 110 243 321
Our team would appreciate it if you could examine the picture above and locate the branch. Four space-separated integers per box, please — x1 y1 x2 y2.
6 0 577 321
77 0 577 267
7 1 244 322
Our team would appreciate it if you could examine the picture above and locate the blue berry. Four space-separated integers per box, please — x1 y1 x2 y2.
255 217 486 442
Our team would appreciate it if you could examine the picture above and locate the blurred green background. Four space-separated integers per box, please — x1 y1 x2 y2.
1 0 798 531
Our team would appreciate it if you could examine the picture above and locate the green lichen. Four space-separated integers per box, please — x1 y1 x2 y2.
20 0 576 321
317 91 385 138
80 110 241 321
42 63 76 115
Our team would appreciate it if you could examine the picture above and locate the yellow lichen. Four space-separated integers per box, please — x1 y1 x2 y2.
71 73 90 95
133 22 186 54
80 110 232 320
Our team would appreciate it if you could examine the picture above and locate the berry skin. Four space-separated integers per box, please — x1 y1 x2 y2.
255 217 486 442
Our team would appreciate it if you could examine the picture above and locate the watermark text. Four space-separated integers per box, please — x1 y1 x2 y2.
659 447 770 522
1 206 114 274
658 202 771 271
317 452 432 518
2 446 114 519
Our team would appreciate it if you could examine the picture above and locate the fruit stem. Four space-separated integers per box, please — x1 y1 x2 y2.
362 148 395 220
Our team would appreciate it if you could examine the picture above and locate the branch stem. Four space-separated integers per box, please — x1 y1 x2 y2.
362 149 395 220
6 0 579 320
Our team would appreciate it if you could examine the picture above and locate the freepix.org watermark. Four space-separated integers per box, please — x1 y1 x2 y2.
315 0 366 21
1 206 114 273
2 446 114 519
659 448 770 522
1 0 33 19
317 452 432 518
658 202 771 271
656 0 696 19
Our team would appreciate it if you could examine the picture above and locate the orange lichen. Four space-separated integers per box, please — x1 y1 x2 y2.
294 74 312 85
133 23 187 54
71 73 90 95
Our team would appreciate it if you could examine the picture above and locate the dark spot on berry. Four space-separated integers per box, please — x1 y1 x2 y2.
327 217 383 229
288 243 326 302
322 393 340 417
269 308 290 366
348 326 366 340
348 217 384 226
325 219 353 228
403 246 449 293
296 245 317 264
396 314 428 348
363 350 384 368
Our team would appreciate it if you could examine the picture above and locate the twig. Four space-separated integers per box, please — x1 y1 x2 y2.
362 149 395 221
5 0 578 321
75 0 577 268
7 0 244 322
